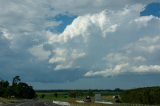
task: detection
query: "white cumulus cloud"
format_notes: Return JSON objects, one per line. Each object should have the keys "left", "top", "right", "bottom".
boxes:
{"left": 46, "top": 4, "right": 160, "bottom": 78}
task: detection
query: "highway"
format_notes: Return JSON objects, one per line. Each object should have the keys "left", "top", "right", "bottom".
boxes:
{"left": 2, "top": 101, "right": 61, "bottom": 106}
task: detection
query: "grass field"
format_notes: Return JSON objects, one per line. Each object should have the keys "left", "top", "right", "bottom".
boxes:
{"left": 37, "top": 92, "right": 70, "bottom": 102}
{"left": 36, "top": 91, "right": 116, "bottom": 106}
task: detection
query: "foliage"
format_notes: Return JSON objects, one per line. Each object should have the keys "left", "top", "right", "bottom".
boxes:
{"left": 0, "top": 76, "right": 36, "bottom": 99}
{"left": 12, "top": 76, "right": 20, "bottom": 85}
{"left": 87, "top": 90, "right": 94, "bottom": 96}
{"left": 120, "top": 86, "right": 160, "bottom": 105}
{"left": 54, "top": 92, "right": 58, "bottom": 98}
{"left": 0, "top": 80, "right": 9, "bottom": 97}
{"left": 69, "top": 91, "right": 77, "bottom": 98}
{"left": 40, "top": 94, "right": 46, "bottom": 98}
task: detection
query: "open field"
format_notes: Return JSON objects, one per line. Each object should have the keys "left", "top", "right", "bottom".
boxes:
{"left": 36, "top": 88, "right": 160, "bottom": 106}
{"left": 37, "top": 92, "right": 70, "bottom": 102}
{"left": 36, "top": 90, "right": 117, "bottom": 106}
{"left": 36, "top": 90, "right": 116, "bottom": 100}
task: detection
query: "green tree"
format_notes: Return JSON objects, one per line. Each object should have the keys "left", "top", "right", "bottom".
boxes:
{"left": 88, "top": 90, "right": 94, "bottom": 96}
{"left": 12, "top": 76, "right": 21, "bottom": 85}
{"left": 0, "top": 76, "right": 36, "bottom": 99}
{"left": 0, "top": 80, "right": 9, "bottom": 97}
{"left": 69, "top": 91, "right": 77, "bottom": 98}
{"left": 54, "top": 92, "right": 58, "bottom": 98}
{"left": 40, "top": 94, "right": 45, "bottom": 98}
{"left": 120, "top": 87, "right": 160, "bottom": 105}
{"left": 0, "top": 80, "right": 9, "bottom": 88}
{"left": 16, "top": 82, "right": 35, "bottom": 98}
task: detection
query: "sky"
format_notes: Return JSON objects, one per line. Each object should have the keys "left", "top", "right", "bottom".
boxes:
{"left": 0, "top": 0, "right": 160, "bottom": 90}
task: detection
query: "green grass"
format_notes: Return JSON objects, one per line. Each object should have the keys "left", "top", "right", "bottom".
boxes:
{"left": 37, "top": 92, "right": 70, "bottom": 102}
{"left": 36, "top": 91, "right": 115, "bottom": 106}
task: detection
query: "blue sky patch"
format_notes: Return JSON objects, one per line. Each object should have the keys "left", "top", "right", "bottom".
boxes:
{"left": 140, "top": 2, "right": 160, "bottom": 17}
{"left": 47, "top": 14, "right": 77, "bottom": 33}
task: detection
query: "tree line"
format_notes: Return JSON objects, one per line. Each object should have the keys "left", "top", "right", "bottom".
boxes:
{"left": 120, "top": 86, "right": 160, "bottom": 105}
{"left": 0, "top": 76, "right": 36, "bottom": 99}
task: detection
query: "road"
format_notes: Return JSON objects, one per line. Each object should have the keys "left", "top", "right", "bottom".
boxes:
{"left": 2, "top": 101, "right": 61, "bottom": 106}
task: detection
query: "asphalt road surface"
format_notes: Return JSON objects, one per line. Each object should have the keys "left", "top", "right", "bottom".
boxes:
{"left": 2, "top": 101, "right": 61, "bottom": 106}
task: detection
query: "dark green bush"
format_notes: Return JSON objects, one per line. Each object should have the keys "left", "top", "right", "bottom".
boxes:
{"left": 120, "top": 87, "right": 160, "bottom": 105}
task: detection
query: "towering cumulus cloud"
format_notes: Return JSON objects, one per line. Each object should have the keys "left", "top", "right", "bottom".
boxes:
{"left": 46, "top": 4, "right": 160, "bottom": 78}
